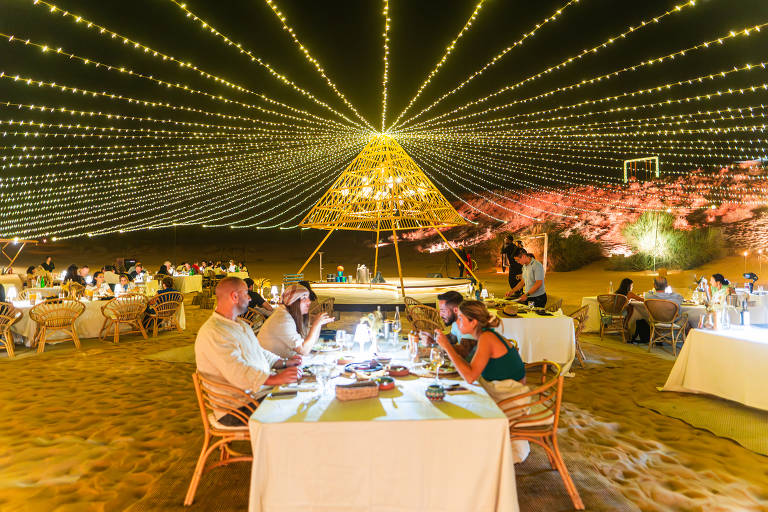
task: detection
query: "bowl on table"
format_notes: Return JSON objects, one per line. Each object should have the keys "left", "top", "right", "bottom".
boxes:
{"left": 388, "top": 364, "right": 410, "bottom": 377}
{"left": 425, "top": 384, "right": 445, "bottom": 401}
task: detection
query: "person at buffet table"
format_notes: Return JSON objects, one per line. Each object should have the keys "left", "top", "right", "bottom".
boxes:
{"left": 709, "top": 274, "right": 731, "bottom": 305}
{"left": 244, "top": 278, "right": 273, "bottom": 316}
{"left": 258, "top": 284, "right": 334, "bottom": 358}
{"left": 195, "top": 277, "right": 302, "bottom": 426}
{"left": 128, "top": 263, "right": 147, "bottom": 282}
{"left": 114, "top": 274, "right": 136, "bottom": 295}
{"left": 87, "top": 271, "right": 114, "bottom": 298}
{"left": 435, "top": 300, "right": 525, "bottom": 385}
{"left": 419, "top": 291, "right": 477, "bottom": 358}
{"left": 508, "top": 248, "right": 547, "bottom": 308}
{"left": 41, "top": 256, "right": 55, "bottom": 273}
{"left": 157, "top": 261, "right": 173, "bottom": 276}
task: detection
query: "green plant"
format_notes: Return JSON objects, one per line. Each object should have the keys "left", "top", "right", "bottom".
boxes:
{"left": 609, "top": 212, "right": 724, "bottom": 270}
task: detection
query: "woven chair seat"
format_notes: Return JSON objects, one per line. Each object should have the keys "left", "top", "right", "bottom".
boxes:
{"left": 100, "top": 294, "right": 149, "bottom": 343}
{"left": 208, "top": 413, "right": 250, "bottom": 433}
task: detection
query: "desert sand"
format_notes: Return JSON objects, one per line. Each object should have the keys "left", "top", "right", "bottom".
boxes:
{"left": 1, "top": 230, "right": 767, "bottom": 511}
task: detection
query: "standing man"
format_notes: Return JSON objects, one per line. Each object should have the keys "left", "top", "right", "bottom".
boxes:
{"left": 509, "top": 248, "right": 547, "bottom": 308}
{"left": 502, "top": 236, "right": 524, "bottom": 298}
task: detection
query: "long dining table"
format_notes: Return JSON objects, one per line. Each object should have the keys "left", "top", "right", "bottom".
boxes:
{"left": 248, "top": 348, "right": 519, "bottom": 512}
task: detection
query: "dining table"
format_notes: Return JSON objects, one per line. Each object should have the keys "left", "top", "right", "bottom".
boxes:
{"left": 247, "top": 348, "right": 519, "bottom": 512}
{"left": 172, "top": 275, "right": 203, "bottom": 293}
{"left": 491, "top": 307, "right": 577, "bottom": 373}
{"left": 663, "top": 326, "right": 768, "bottom": 411}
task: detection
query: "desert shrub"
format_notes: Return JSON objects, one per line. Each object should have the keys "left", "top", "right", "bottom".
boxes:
{"left": 609, "top": 212, "right": 724, "bottom": 270}
{"left": 522, "top": 223, "right": 604, "bottom": 272}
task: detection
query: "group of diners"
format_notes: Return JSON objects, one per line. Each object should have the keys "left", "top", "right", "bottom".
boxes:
{"left": 195, "top": 278, "right": 527, "bottom": 426}
{"left": 157, "top": 259, "right": 247, "bottom": 276}
{"left": 612, "top": 272, "right": 736, "bottom": 343}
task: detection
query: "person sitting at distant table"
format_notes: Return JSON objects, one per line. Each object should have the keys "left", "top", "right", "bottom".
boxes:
{"left": 227, "top": 260, "right": 237, "bottom": 273}
{"left": 129, "top": 263, "right": 147, "bottom": 282}
{"left": 616, "top": 278, "right": 644, "bottom": 302}
{"left": 87, "top": 271, "right": 114, "bottom": 299}
{"left": 237, "top": 262, "right": 247, "bottom": 273}
{"left": 435, "top": 300, "right": 525, "bottom": 385}
{"left": 114, "top": 274, "right": 136, "bottom": 295}
{"left": 644, "top": 277, "right": 683, "bottom": 306}
{"left": 258, "top": 284, "right": 334, "bottom": 358}
{"left": 143, "top": 277, "right": 178, "bottom": 328}
{"left": 182, "top": 262, "right": 196, "bottom": 275}
{"left": 244, "top": 278, "right": 273, "bottom": 316}
{"left": 195, "top": 277, "right": 302, "bottom": 426}
{"left": 508, "top": 248, "right": 547, "bottom": 308}
{"left": 157, "top": 261, "right": 173, "bottom": 276}
{"left": 709, "top": 273, "right": 731, "bottom": 305}
{"left": 418, "top": 290, "right": 477, "bottom": 359}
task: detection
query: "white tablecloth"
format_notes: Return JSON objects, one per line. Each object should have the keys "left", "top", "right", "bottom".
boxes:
{"left": 248, "top": 353, "right": 519, "bottom": 512}
{"left": 172, "top": 275, "right": 202, "bottom": 293}
{"left": 11, "top": 299, "right": 186, "bottom": 344}
{"left": 227, "top": 271, "right": 249, "bottom": 279}
{"left": 494, "top": 311, "right": 576, "bottom": 373}
{"left": 0, "top": 273, "right": 24, "bottom": 291}
{"left": 663, "top": 327, "right": 768, "bottom": 411}
{"left": 25, "top": 286, "right": 62, "bottom": 298}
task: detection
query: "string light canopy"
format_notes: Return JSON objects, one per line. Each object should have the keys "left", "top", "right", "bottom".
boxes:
{"left": 297, "top": 133, "right": 477, "bottom": 295}
{"left": 0, "top": 0, "right": 765, "bottom": 242}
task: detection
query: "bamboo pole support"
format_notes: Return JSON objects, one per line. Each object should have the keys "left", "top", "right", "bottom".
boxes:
{"left": 430, "top": 223, "right": 482, "bottom": 285}
{"left": 297, "top": 227, "right": 337, "bottom": 275}
{"left": 391, "top": 223, "right": 406, "bottom": 298}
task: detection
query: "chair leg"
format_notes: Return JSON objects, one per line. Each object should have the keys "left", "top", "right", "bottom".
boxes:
{"left": 71, "top": 328, "right": 81, "bottom": 350}
{"left": 184, "top": 434, "right": 213, "bottom": 506}
{"left": 550, "top": 435, "right": 585, "bottom": 510}
{"left": 137, "top": 319, "right": 148, "bottom": 339}
{"left": 573, "top": 339, "right": 585, "bottom": 368}
{"left": 648, "top": 325, "right": 655, "bottom": 352}
{"left": 599, "top": 320, "right": 604, "bottom": 341}
{"left": 113, "top": 322, "right": 120, "bottom": 344}
{"left": 36, "top": 328, "right": 47, "bottom": 354}
{"left": 152, "top": 318, "right": 158, "bottom": 337}
{"left": 2, "top": 331, "right": 14, "bottom": 359}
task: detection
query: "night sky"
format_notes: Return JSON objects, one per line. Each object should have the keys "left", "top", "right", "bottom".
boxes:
{"left": 1, "top": 0, "right": 767, "bottom": 238}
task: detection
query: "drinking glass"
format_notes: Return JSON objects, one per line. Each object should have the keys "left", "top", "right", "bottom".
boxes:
{"left": 528, "top": 301, "right": 535, "bottom": 309}
{"left": 343, "top": 333, "right": 354, "bottom": 354}
{"left": 430, "top": 348, "right": 445, "bottom": 385}
{"left": 335, "top": 330, "right": 346, "bottom": 347}
{"left": 392, "top": 317, "right": 402, "bottom": 342}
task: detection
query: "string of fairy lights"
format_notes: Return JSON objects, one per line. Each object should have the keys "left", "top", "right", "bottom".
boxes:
{"left": 0, "top": 0, "right": 767, "bottom": 239}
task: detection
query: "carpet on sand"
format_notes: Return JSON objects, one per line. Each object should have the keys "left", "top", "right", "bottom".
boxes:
{"left": 638, "top": 393, "right": 768, "bottom": 456}
{"left": 145, "top": 345, "right": 195, "bottom": 364}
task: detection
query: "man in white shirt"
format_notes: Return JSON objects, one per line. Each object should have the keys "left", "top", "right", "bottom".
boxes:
{"left": 509, "top": 249, "right": 547, "bottom": 308}
{"left": 195, "top": 277, "right": 302, "bottom": 425}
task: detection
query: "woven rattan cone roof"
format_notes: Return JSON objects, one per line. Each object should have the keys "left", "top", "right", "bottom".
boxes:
{"left": 299, "top": 135, "right": 466, "bottom": 231}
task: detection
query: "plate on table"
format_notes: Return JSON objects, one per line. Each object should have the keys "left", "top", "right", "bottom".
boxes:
{"left": 345, "top": 360, "right": 384, "bottom": 373}
{"left": 312, "top": 342, "right": 340, "bottom": 352}
{"left": 410, "top": 363, "right": 459, "bottom": 378}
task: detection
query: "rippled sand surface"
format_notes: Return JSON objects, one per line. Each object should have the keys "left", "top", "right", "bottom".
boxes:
{"left": 2, "top": 295, "right": 768, "bottom": 511}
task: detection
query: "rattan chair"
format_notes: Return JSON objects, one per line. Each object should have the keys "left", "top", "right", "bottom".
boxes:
{"left": 146, "top": 291, "right": 184, "bottom": 337}
{"left": 238, "top": 307, "right": 266, "bottom": 334}
{"left": 545, "top": 295, "right": 563, "bottom": 313}
{"left": 0, "top": 302, "right": 21, "bottom": 359}
{"left": 568, "top": 305, "right": 590, "bottom": 368}
{"left": 498, "top": 361, "right": 584, "bottom": 510}
{"left": 29, "top": 298, "right": 85, "bottom": 353}
{"left": 100, "top": 294, "right": 149, "bottom": 344}
{"left": 185, "top": 371, "right": 256, "bottom": 506}
{"left": 409, "top": 304, "right": 444, "bottom": 333}
{"left": 645, "top": 299, "right": 688, "bottom": 356}
{"left": 319, "top": 297, "right": 335, "bottom": 318}
{"left": 597, "top": 294, "right": 628, "bottom": 343}
{"left": 403, "top": 296, "right": 423, "bottom": 322}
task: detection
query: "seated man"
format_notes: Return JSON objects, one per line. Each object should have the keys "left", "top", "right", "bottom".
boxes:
{"left": 244, "top": 278, "right": 274, "bottom": 316}
{"left": 644, "top": 277, "right": 683, "bottom": 307}
{"left": 644, "top": 277, "right": 685, "bottom": 325}
{"left": 128, "top": 263, "right": 147, "bottom": 282}
{"left": 195, "top": 277, "right": 302, "bottom": 426}
{"left": 418, "top": 291, "right": 477, "bottom": 359}
{"left": 508, "top": 248, "right": 547, "bottom": 308}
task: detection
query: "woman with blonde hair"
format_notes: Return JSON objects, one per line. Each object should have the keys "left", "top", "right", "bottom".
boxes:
{"left": 435, "top": 300, "right": 525, "bottom": 384}
{"left": 258, "top": 284, "right": 334, "bottom": 357}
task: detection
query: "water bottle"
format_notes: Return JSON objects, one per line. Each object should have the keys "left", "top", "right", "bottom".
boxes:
{"left": 609, "top": 281, "right": 613, "bottom": 293}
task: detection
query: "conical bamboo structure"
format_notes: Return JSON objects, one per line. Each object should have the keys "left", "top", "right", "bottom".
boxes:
{"left": 297, "top": 134, "right": 478, "bottom": 296}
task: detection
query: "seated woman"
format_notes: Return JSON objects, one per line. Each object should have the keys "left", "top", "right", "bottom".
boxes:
{"left": 143, "top": 277, "right": 178, "bottom": 328}
{"left": 616, "top": 277, "right": 644, "bottom": 340}
{"left": 87, "top": 271, "right": 114, "bottom": 299}
{"left": 237, "top": 261, "right": 248, "bottom": 273}
{"left": 258, "top": 284, "right": 334, "bottom": 357}
{"left": 709, "top": 273, "right": 730, "bottom": 305}
{"left": 157, "top": 261, "right": 173, "bottom": 276}
{"left": 25, "top": 266, "right": 37, "bottom": 287}
{"left": 297, "top": 280, "right": 321, "bottom": 319}
{"left": 64, "top": 264, "right": 85, "bottom": 285}
{"left": 435, "top": 300, "right": 525, "bottom": 386}
{"left": 616, "top": 278, "right": 644, "bottom": 301}
{"left": 113, "top": 274, "right": 136, "bottom": 296}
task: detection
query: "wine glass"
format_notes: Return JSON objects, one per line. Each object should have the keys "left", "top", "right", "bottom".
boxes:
{"left": 430, "top": 348, "right": 445, "bottom": 385}
{"left": 392, "top": 317, "right": 402, "bottom": 343}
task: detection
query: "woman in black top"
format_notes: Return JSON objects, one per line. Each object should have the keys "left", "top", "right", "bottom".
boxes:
{"left": 41, "top": 256, "right": 55, "bottom": 273}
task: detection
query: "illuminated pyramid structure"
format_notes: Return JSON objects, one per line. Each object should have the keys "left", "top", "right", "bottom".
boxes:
{"left": 298, "top": 134, "right": 478, "bottom": 295}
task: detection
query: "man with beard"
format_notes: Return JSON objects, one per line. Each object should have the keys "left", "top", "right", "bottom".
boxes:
{"left": 194, "top": 277, "right": 302, "bottom": 426}
{"left": 419, "top": 291, "right": 477, "bottom": 359}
